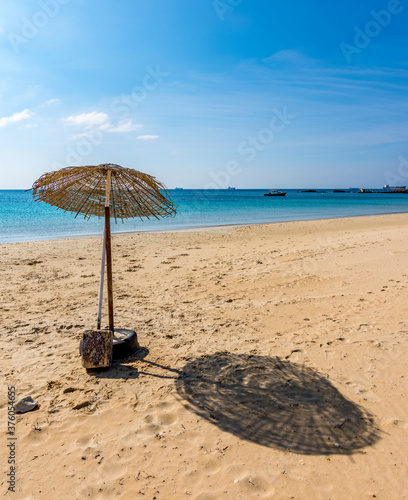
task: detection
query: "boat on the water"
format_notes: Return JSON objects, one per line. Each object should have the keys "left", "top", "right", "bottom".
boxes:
{"left": 264, "top": 190, "right": 287, "bottom": 197}
{"left": 175, "top": 187, "right": 183, "bottom": 190}
{"left": 383, "top": 184, "right": 406, "bottom": 190}
{"left": 228, "top": 187, "right": 236, "bottom": 190}
{"left": 360, "top": 188, "right": 408, "bottom": 194}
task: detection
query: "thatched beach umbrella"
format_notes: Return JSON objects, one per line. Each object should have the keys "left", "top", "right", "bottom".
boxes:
{"left": 31, "top": 164, "right": 176, "bottom": 333}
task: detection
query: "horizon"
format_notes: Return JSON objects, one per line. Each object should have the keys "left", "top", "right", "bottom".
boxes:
{"left": 2, "top": 185, "right": 405, "bottom": 191}
{"left": 1, "top": 0, "right": 407, "bottom": 190}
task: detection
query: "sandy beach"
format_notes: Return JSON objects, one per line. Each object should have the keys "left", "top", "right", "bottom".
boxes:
{"left": 1, "top": 213, "right": 407, "bottom": 499}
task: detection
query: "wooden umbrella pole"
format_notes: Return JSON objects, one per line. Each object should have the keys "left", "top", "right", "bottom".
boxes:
{"left": 96, "top": 230, "right": 106, "bottom": 330}
{"left": 105, "top": 170, "right": 114, "bottom": 332}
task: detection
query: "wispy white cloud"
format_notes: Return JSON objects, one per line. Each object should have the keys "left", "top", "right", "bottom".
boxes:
{"left": 263, "top": 50, "right": 317, "bottom": 68}
{"left": 63, "top": 111, "right": 109, "bottom": 129}
{"left": 99, "top": 122, "right": 112, "bottom": 130}
{"left": 45, "top": 98, "right": 61, "bottom": 105}
{"left": 108, "top": 119, "right": 143, "bottom": 133}
{"left": 0, "top": 108, "right": 33, "bottom": 127}
{"left": 137, "top": 135, "right": 159, "bottom": 141}
{"left": 63, "top": 112, "right": 143, "bottom": 135}
{"left": 68, "top": 132, "right": 95, "bottom": 140}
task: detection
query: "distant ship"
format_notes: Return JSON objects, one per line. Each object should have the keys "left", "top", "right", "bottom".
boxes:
{"left": 264, "top": 190, "right": 287, "bottom": 197}
{"left": 175, "top": 187, "right": 183, "bottom": 190}
{"left": 227, "top": 187, "right": 236, "bottom": 190}
{"left": 383, "top": 184, "right": 406, "bottom": 190}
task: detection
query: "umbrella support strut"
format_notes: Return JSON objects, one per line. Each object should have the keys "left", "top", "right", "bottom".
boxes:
{"left": 96, "top": 230, "right": 106, "bottom": 330}
{"left": 105, "top": 170, "right": 114, "bottom": 332}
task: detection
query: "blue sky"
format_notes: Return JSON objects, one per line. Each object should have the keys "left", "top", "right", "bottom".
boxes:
{"left": 0, "top": 0, "right": 407, "bottom": 188}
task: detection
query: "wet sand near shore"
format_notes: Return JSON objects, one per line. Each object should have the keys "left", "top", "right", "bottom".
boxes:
{"left": 1, "top": 213, "right": 407, "bottom": 499}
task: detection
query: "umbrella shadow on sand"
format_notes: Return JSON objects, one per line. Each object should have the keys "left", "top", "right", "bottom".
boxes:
{"left": 87, "top": 349, "right": 381, "bottom": 455}
{"left": 175, "top": 352, "right": 381, "bottom": 455}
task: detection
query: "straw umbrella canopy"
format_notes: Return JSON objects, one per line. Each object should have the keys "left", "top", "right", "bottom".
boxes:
{"left": 31, "top": 163, "right": 176, "bottom": 332}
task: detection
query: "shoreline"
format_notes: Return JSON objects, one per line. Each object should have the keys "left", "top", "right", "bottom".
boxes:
{"left": 2, "top": 209, "right": 408, "bottom": 245}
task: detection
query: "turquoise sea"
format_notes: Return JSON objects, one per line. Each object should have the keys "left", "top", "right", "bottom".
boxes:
{"left": 1, "top": 189, "right": 408, "bottom": 244}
